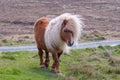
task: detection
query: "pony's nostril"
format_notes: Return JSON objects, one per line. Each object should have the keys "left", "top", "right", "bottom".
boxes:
{"left": 67, "top": 41, "right": 74, "bottom": 47}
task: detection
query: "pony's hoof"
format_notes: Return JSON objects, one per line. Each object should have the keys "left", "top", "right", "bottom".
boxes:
{"left": 45, "top": 64, "right": 49, "bottom": 68}
{"left": 40, "top": 65, "right": 46, "bottom": 68}
{"left": 57, "top": 72, "right": 63, "bottom": 76}
{"left": 51, "top": 68, "right": 56, "bottom": 73}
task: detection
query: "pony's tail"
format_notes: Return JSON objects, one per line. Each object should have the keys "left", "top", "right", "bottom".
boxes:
{"left": 34, "top": 17, "right": 49, "bottom": 30}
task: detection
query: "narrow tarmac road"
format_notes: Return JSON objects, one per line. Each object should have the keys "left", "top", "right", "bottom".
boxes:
{"left": 0, "top": 40, "right": 120, "bottom": 52}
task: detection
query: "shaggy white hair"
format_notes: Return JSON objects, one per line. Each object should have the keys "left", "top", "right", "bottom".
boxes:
{"left": 45, "top": 13, "right": 83, "bottom": 53}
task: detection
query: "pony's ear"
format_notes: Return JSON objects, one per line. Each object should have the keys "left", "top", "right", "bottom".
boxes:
{"left": 62, "top": 19, "right": 68, "bottom": 26}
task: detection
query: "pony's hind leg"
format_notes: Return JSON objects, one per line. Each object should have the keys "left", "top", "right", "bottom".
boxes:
{"left": 45, "top": 50, "right": 50, "bottom": 68}
{"left": 58, "top": 51, "right": 63, "bottom": 58}
{"left": 58, "top": 51, "right": 63, "bottom": 62}
{"left": 38, "top": 49, "right": 45, "bottom": 68}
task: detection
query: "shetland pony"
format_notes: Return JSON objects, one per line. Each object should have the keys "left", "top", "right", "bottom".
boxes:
{"left": 34, "top": 17, "right": 50, "bottom": 68}
{"left": 45, "top": 13, "right": 83, "bottom": 75}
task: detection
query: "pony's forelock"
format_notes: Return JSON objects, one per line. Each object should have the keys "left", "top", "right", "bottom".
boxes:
{"left": 61, "top": 13, "right": 83, "bottom": 43}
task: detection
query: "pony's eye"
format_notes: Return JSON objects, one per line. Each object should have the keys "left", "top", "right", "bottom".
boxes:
{"left": 64, "top": 29, "right": 73, "bottom": 36}
{"left": 64, "top": 30, "right": 73, "bottom": 34}
{"left": 64, "top": 29, "right": 69, "bottom": 32}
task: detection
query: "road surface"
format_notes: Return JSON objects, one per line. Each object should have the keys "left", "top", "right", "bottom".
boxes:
{"left": 0, "top": 40, "right": 120, "bottom": 52}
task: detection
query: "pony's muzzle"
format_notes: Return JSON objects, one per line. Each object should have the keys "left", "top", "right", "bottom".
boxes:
{"left": 67, "top": 41, "right": 74, "bottom": 47}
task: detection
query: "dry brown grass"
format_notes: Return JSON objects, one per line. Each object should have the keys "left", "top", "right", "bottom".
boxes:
{"left": 0, "top": 34, "right": 35, "bottom": 46}
{"left": 0, "top": 40, "right": 3, "bottom": 46}
{"left": 109, "top": 56, "right": 120, "bottom": 64}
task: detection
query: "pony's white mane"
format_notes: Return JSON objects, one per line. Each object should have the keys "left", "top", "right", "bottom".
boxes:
{"left": 45, "top": 13, "right": 83, "bottom": 53}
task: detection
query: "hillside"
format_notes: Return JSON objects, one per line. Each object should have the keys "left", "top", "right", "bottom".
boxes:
{"left": 0, "top": 0, "right": 120, "bottom": 39}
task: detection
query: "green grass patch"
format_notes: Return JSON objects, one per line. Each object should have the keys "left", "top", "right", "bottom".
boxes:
{"left": 0, "top": 45, "right": 120, "bottom": 80}
{"left": 0, "top": 39, "right": 35, "bottom": 46}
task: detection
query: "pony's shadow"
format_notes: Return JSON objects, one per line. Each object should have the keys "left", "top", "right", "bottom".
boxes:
{"left": 31, "top": 67, "right": 58, "bottom": 77}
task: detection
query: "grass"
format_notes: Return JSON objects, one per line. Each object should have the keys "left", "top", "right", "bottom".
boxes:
{"left": 80, "top": 31, "right": 106, "bottom": 42}
{"left": 0, "top": 39, "right": 35, "bottom": 46}
{"left": 0, "top": 45, "right": 120, "bottom": 80}
{"left": 0, "top": 31, "right": 106, "bottom": 46}
{"left": 0, "top": 35, "right": 35, "bottom": 46}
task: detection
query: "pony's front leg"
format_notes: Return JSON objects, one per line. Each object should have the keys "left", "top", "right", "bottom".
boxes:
{"left": 51, "top": 52, "right": 61, "bottom": 74}
{"left": 38, "top": 49, "right": 45, "bottom": 68}
{"left": 58, "top": 51, "right": 63, "bottom": 62}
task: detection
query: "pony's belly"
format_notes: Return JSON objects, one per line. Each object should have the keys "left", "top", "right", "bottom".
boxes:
{"left": 37, "top": 42, "right": 47, "bottom": 50}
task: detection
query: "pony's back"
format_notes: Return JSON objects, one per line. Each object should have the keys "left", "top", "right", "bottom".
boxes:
{"left": 34, "top": 17, "right": 49, "bottom": 50}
